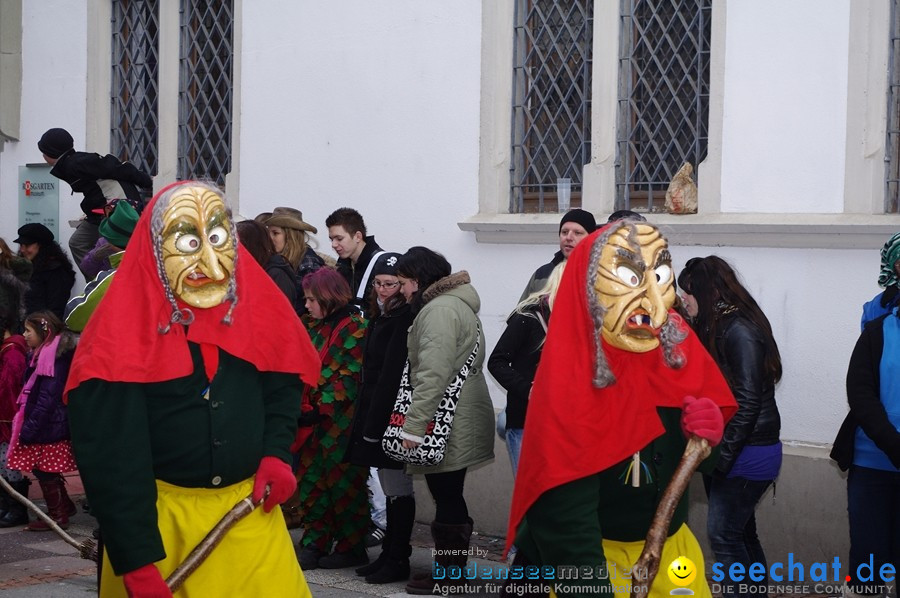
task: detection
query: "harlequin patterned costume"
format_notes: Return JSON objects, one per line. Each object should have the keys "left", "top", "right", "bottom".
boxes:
{"left": 295, "top": 306, "right": 370, "bottom": 556}
{"left": 505, "top": 221, "right": 737, "bottom": 598}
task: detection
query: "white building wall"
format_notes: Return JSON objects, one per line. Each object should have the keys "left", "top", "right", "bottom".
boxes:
{"left": 0, "top": 0, "right": 89, "bottom": 264}
{"left": 0, "top": 1, "right": 884, "bottom": 453}
{"left": 721, "top": 0, "right": 851, "bottom": 213}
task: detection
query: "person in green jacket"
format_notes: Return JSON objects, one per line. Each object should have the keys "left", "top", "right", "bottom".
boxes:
{"left": 395, "top": 246, "right": 495, "bottom": 595}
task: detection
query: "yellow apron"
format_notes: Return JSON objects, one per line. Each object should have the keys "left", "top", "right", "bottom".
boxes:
{"left": 551, "top": 524, "right": 710, "bottom": 598}
{"left": 100, "top": 478, "right": 310, "bottom": 598}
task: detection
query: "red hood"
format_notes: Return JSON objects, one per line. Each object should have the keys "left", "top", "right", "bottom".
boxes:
{"left": 505, "top": 226, "right": 737, "bottom": 554}
{"left": 64, "top": 181, "right": 321, "bottom": 402}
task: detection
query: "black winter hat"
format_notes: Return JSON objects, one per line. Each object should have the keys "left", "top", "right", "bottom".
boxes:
{"left": 38, "top": 128, "right": 74, "bottom": 159}
{"left": 371, "top": 252, "right": 402, "bottom": 278}
{"left": 14, "top": 223, "right": 54, "bottom": 246}
{"left": 558, "top": 208, "right": 597, "bottom": 234}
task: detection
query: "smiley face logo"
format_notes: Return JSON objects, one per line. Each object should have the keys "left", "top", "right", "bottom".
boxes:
{"left": 667, "top": 556, "right": 697, "bottom": 587}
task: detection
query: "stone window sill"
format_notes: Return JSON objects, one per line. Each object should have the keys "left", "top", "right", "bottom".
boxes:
{"left": 457, "top": 213, "right": 900, "bottom": 249}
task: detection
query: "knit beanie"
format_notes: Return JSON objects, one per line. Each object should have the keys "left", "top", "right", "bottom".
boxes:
{"left": 371, "top": 252, "right": 401, "bottom": 278}
{"left": 558, "top": 208, "right": 597, "bottom": 234}
{"left": 38, "top": 128, "right": 74, "bottom": 159}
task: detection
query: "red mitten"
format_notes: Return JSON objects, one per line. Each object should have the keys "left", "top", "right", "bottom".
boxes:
{"left": 253, "top": 456, "right": 297, "bottom": 512}
{"left": 122, "top": 564, "right": 172, "bottom": 598}
{"left": 680, "top": 395, "right": 725, "bottom": 446}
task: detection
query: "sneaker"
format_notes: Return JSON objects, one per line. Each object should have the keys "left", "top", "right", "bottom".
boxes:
{"left": 365, "top": 527, "right": 386, "bottom": 547}
{"left": 318, "top": 550, "right": 369, "bottom": 569}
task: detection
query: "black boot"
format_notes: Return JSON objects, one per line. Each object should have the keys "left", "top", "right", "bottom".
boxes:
{"left": 405, "top": 517, "right": 473, "bottom": 595}
{"left": 0, "top": 478, "right": 31, "bottom": 528}
{"left": 357, "top": 499, "right": 394, "bottom": 576}
{"left": 366, "top": 495, "right": 415, "bottom": 584}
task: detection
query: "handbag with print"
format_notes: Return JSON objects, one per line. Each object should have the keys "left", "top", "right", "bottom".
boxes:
{"left": 382, "top": 325, "right": 480, "bottom": 466}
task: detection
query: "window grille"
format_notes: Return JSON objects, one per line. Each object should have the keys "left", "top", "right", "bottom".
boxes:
{"left": 178, "top": 0, "right": 234, "bottom": 188}
{"left": 616, "top": 0, "right": 710, "bottom": 212}
{"left": 111, "top": 0, "right": 159, "bottom": 177}
{"left": 510, "top": 0, "right": 593, "bottom": 214}
{"left": 886, "top": 0, "right": 900, "bottom": 213}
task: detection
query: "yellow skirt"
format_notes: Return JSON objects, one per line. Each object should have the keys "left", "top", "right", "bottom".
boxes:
{"left": 551, "top": 524, "right": 710, "bottom": 598}
{"left": 100, "top": 478, "right": 310, "bottom": 598}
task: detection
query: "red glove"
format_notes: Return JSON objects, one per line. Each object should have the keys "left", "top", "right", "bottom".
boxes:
{"left": 253, "top": 456, "right": 297, "bottom": 512}
{"left": 122, "top": 564, "right": 172, "bottom": 598}
{"left": 680, "top": 395, "right": 725, "bottom": 446}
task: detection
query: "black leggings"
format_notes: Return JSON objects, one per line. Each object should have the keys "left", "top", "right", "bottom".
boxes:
{"left": 424, "top": 468, "right": 468, "bottom": 524}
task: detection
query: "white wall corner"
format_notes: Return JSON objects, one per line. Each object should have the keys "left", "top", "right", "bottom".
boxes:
{"left": 86, "top": 0, "right": 111, "bottom": 153}
{"left": 843, "top": 0, "right": 891, "bottom": 214}
{"left": 582, "top": 0, "right": 619, "bottom": 217}
{"left": 477, "top": 0, "right": 514, "bottom": 216}
{"left": 226, "top": 0, "right": 242, "bottom": 209}
{"left": 697, "top": 0, "right": 726, "bottom": 215}
{"left": 156, "top": 1, "right": 180, "bottom": 189}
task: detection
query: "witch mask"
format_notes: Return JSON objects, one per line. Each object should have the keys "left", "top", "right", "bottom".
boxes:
{"left": 590, "top": 221, "right": 676, "bottom": 353}
{"left": 157, "top": 184, "right": 236, "bottom": 309}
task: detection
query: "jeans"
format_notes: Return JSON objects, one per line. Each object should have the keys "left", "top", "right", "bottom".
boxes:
{"left": 506, "top": 428, "right": 524, "bottom": 477}
{"left": 705, "top": 474, "right": 773, "bottom": 598}
{"left": 847, "top": 465, "right": 900, "bottom": 596}
{"left": 367, "top": 468, "right": 387, "bottom": 530}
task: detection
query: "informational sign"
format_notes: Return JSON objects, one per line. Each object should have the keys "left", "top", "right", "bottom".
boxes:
{"left": 18, "top": 164, "right": 60, "bottom": 239}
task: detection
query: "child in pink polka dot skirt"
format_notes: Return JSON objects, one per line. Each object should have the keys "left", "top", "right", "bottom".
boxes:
{"left": 4, "top": 311, "right": 78, "bottom": 530}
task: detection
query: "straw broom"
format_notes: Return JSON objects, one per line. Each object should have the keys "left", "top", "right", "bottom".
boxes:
{"left": 0, "top": 475, "right": 98, "bottom": 562}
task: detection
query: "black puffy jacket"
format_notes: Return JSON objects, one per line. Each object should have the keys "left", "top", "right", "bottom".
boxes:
{"left": 51, "top": 150, "right": 152, "bottom": 224}
{"left": 712, "top": 313, "right": 781, "bottom": 475}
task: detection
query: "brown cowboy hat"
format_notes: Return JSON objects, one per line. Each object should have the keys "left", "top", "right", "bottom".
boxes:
{"left": 265, "top": 206, "right": 317, "bottom": 234}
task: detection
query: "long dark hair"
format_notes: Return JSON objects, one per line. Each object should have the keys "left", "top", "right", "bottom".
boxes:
{"left": 31, "top": 240, "right": 75, "bottom": 277}
{"left": 236, "top": 220, "right": 274, "bottom": 267}
{"left": 395, "top": 246, "right": 451, "bottom": 313}
{"left": 678, "top": 256, "right": 782, "bottom": 383}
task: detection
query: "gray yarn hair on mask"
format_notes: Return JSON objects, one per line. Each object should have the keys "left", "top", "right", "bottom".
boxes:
{"left": 585, "top": 220, "right": 686, "bottom": 388}
{"left": 149, "top": 181, "right": 239, "bottom": 333}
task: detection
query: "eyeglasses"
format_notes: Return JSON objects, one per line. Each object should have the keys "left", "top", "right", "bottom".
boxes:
{"left": 372, "top": 281, "right": 400, "bottom": 289}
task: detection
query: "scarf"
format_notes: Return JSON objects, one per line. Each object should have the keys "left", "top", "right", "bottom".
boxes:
{"left": 505, "top": 227, "right": 737, "bottom": 554}
{"left": 878, "top": 231, "right": 900, "bottom": 288}
{"left": 64, "top": 182, "right": 321, "bottom": 401}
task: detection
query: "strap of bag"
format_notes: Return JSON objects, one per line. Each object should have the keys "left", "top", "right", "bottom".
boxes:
{"left": 355, "top": 251, "right": 387, "bottom": 300}
{"left": 534, "top": 311, "right": 548, "bottom": 334}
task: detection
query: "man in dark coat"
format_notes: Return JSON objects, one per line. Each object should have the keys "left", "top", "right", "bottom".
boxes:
{"left": 326, "top": 207, "right": 385, "bottom": 309}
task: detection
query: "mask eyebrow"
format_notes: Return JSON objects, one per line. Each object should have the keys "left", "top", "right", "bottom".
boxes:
{"left": 164, "top": 219, "right": 199, "bottom": 238}
{"left": 207, "top": 209, "right": 227, "bottom": 229}
{"left": 655, "top": 249, "right": 672, "bottom": 268}
{"left": 615, "top": 247, "right": 645, "bottom": 271}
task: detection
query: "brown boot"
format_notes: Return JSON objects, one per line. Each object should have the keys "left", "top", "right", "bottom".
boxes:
{"left": 405, "top": 518, "right": 473, "bottom": 595}
{"left": 26, "top": 476, "right": 77, "bottom": 531}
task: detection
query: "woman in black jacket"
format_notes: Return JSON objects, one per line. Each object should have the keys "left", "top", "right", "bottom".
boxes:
{"left": 488, "top": 262, "right": 565, "bottom": 475}
{"left": 678, "top": 256, "right": 782, "bottom": 598}
{"left": 14, "top": 224, "right": 75, "bottom": 320}
{"left": 345, "top": 252, "right": 416, "bottom": 584}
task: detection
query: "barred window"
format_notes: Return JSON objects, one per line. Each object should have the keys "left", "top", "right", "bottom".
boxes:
{"left": 510, "top": 0, "right": 593, "bottom": 214}
{"left": 111, "top": 0, "right": 160, "bottom": 176}
{"left": 886, "top": 0, "right": 900, "bottom": 213}
{"left": 178, "top": 0, "right": 234, "bottom": 187}
{"left": 616, "top": 0, "right": 711, "bottom": 212}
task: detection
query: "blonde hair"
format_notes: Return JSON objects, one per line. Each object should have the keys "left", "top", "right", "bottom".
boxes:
{"left": 278, "top": 226, "right": 310, "bottom": 271}
{"left": 514, "top": 261, "right": 566, "bottom": 317}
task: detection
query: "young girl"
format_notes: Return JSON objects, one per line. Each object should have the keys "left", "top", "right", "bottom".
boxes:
{"left": 0, "top": 308, "right": 29, "bottom": 527}
{"left": 294, "top": 267, "right": 370, "bottom": 570}
{"left": 4, "top": 311, "right": 78, "bottom": 530}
